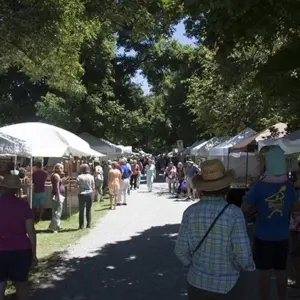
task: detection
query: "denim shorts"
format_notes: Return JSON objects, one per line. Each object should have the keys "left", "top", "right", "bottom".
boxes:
{"left": 0, "top": 249, "right": 32, "bottom": 282}
{"left": 32, "top": 192, "right": 46, "bottom": 207}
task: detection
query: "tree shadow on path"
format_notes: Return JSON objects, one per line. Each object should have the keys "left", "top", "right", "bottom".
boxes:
{"left": 30, "top": 224, "right": 187, "bottom": 300}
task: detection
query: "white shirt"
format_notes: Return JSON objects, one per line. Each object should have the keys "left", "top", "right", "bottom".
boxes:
{"left": 77, "top": 173, "right": 95, "bottom": 194}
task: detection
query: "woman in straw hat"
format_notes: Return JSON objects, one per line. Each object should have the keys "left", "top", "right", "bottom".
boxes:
{"left": 77, "top": 164, "right": 95, "bottom": 229}
{"left": 0, "top": 175, "right": 37, "bottom": 300}
{"left": 175, "top": 159, "right": 255, "bottom": 300}
{"left": 108, "top": 162, "right": 122, "bottom": 209}
{"left": 48, "top": 163, "right": 65, "bottom": 232}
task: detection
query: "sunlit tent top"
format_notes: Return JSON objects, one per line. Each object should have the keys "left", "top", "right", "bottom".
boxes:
{"left": 192, "top": 136, "right": 231, "bottom": 157}
{"left": 231, "top": 123, "right": 287, "bottom": 152}
{"left": 209, "top": 128, "right": 257, "bottom": 156}
{"left": 117, "top": 145, "right": 132, "bottom": 154}
{"left": 185, "top": 140, "right": 206, "bottom": 156}
{"left": 79, "top": 132, "right": 123, "bottom": 155}
{"left": 0, "top": 123, "right": 104, "bottom": 157}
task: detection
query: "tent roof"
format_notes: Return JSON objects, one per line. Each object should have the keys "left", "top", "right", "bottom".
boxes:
{"left": 231, "top": 123, "right": 287, "bottom": 151}
{"left": 79, "top": 132, "right": 123, "bottom": 154}
{"left": 210, "top": 128, "right": 257, "bottom": 156}
{"left": 0, "top": 123, "right": 104, "bottom": 157}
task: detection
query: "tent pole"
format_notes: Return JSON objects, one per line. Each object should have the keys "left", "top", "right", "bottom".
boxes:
{"left": 227, "top": 148, "right": 230, "bottom": 170}
{"left": 29, "top": 157, "right": 33, "bottom": 208}
{"left": 245, "top": 150, "right": 249, "bottom": 187}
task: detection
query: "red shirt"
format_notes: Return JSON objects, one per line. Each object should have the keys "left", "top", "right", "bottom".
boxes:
{"left": 32, "top": 169, "right": 48, "bottom": 193}
{"left": 0, "top": 194, "right": 33, "bottom": 251}
{"left": 132, "top": 164, "right": 140, "bottom": 175}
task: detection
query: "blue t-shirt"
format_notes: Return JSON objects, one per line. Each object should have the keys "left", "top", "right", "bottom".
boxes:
{"left": 187, "top": 165, "right": 199, "bottom": 178}
{"left": 120, "top": 165, "right": 131, "bottom": 179}
{"left": 243, "top": 181, "right": 297, "bottom": 241}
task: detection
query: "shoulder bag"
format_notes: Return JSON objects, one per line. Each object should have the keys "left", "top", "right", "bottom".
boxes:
{"left": 192, "top": 203, "right": 231, "bottom": 255}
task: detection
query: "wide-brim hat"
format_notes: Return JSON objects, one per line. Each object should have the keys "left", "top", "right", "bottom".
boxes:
{"left": 192, "top": 159, "right": 236, "bottom": 191}
{"left": 0, "top": 175, "right": 21, "bottom": 189}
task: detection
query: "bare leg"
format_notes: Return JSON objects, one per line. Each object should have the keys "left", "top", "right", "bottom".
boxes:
{"left": 38, "top": 205, "right": 44, "bottom": 222}
{"left": 113, "top": 194, "right": 117, "bottom": 209}
{"left": 259, "top": 270, "right": 271, "bottom": 300}
{"left": 109, "top": 194, "right": 113, "bottom": 209}
{"left": 274, "top": 270, "right": 287, "bottom": 300}
{"left": 14, "top": 281, "right": 29, "bottom": 300}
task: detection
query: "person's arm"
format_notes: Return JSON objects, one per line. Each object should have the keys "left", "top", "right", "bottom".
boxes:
{"left": 24, "top": 203, "right": 38, "bottom": 264}
{"left": 91, "top": 176, "right": 95, "bottom": 191}
{"left": 53, "top": 174, "right": 60, "bottom": 200}
{"left": 241, "top": 184, "right": 258, "bottom": 214}
{"left": 230, "top": 209, "right": 255, "bottom": 271}
{"left": 174, "top": 210, "right": 191, "bottom": 266}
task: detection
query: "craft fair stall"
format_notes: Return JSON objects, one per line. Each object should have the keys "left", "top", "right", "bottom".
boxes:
{"left": 79, "top": 132, "right": 124, "bottom": 159}
{"left": 0, "top": 122, "right": 104, "bottom": 216}
{"left": 225, "top": 123, "right": 289, "bottom": 207}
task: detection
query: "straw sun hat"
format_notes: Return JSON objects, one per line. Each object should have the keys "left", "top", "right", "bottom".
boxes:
{"left": 0, "top": 175, "right": 21, "bottom": 189}
{"left": 192, "top": 159, "right": 236, "bottom": 191}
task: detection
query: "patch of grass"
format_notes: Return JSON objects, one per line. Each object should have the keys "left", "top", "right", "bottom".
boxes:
{"left": 5, "top": 195, "right": 110, "bottom": 296}
{"left": 35, "top": 197, "right": 110, "bottom": 258}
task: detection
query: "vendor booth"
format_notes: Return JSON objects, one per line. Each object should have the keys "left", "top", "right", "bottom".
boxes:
{"left": 0, "top": 123, "right": 104, "bottom": 216}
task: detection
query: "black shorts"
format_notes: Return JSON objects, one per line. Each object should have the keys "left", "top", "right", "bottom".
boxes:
{"left": 0, "top": 249, "right": 32, "bottom": 282}
{"left": 253, "top": 237, "right": 289, "bottom": 270}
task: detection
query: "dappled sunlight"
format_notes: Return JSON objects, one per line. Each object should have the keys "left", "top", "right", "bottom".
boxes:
{"left": 30, "top": 224, "right": 186, "bottom": 300}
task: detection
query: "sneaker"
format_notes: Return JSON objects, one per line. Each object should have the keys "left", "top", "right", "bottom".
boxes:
{"left": 87, "top": 224, "right": 91, "bottom": 229}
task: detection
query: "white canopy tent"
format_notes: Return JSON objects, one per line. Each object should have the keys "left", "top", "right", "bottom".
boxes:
{"left": 79, "top": 132, "right": 124, "bottom": 157}
{"left": 191, "top": 137, "right": 230, "bottom": 157}
{"left": 209, "top": 128, "right": 257, "bottom": 156}
{"left": 117, "top": 145, "right": 132, "bottom": 154}
{"left": 0, "top": 123, "right": 104, "bottom": 158}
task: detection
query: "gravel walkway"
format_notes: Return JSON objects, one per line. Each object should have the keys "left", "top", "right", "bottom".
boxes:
{"left": 30, "top": 183, "right": 190, "bottom": 300}
{"left": 30, "top": 183, "right": 291, "bottom": 300}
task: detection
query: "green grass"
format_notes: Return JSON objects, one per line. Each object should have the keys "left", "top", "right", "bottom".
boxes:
{"left": 5, "top": 195, "right": 110, "bottom": 296}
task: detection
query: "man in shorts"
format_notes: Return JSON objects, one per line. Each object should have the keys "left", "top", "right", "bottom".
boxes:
{"left": 32, "top": 161, "right": 48, "bottom": 222}
{"left": 242, "top": 146, "right": 300, "bottom": 300}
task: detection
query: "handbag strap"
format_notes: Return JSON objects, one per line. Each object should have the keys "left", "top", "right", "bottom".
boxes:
{"left": 192, "top": 203, "right": 231, "bottom": 255}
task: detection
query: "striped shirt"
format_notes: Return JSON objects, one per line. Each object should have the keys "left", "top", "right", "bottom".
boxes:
{"left": 175, "top": 197, "right": 255, "bottom": 294}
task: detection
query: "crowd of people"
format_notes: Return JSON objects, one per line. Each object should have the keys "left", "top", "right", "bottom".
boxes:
{"left": 164, "top": 160, "right": 201, "bottom": 200}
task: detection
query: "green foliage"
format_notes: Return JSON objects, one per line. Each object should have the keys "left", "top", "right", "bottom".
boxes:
{"left": 1, "top": 0, "right": 300, "bottom": 155}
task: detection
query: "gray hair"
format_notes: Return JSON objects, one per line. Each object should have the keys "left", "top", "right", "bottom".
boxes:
{"left": 79, "top": 163, "right": 90, "bottom": 174}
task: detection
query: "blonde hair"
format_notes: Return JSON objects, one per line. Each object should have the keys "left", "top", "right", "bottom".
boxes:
{"left": 53, "top": 163, "right": 64, "bottom": 172}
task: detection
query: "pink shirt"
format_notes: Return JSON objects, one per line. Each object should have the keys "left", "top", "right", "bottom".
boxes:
{"left": 32, "top": 170, "right": 48, "bottom": 193}
{"left": 0, "top": 194, "right": 33, "bottom": 251}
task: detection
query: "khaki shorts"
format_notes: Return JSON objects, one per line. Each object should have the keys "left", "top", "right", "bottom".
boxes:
{"left": 186, "top": 177, "right": 193, "bottom": 189}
